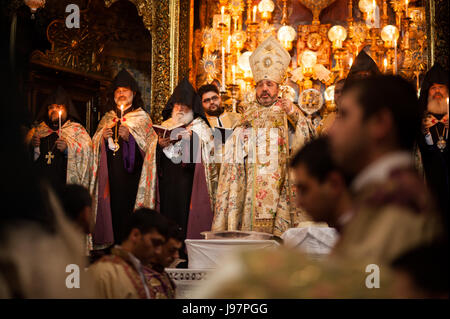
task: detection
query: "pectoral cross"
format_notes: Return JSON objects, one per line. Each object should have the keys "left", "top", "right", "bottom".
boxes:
{"left": 45, "top": 151, "right": 54, "bottom": 165}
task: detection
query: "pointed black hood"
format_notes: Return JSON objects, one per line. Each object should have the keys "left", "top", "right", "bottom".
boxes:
{"left": 106, "top": 68, "right": 145, "bottom": 111}
{"left": 418, "top": 63, "right": 449, "bottom": 110}
{"left": 36, "top": 86, "right": 80, "bottom": 124}
{"left": 162, "top": 77, "right": 208, "bottom": 124}
{"left": 347, "top": 50, "right": 380, "bottom": 81}
{"left": 113, "top": 68, "right": 139, "bottom": 92}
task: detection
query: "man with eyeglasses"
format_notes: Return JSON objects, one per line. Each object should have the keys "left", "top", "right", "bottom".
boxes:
{"left": 198, "top": 84, "right": 241, "bottom": 130}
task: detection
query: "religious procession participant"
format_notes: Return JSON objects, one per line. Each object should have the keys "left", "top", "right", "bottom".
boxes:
{"left": 89, "top": 209, "right": 167, "bottom": 299}
{"left": 26, "top": 86, "right": 92, "bottom": 192}
{"left": 90, "top": 69, "right": 158, "bottom": 249}
{"left": 417, "top": 63, "right": 449, "bottom": 225}
{"left": 157, "top": 77, "right": 218, "bottom": 240}
{"left": 198, "top": 83, "right": 241, "bottom": 129}
{"left": 143, "top": 221, "right": 183, "bottom": 299}
{"left": 212, "top": 36, "right": 315, "bottom": 237}
{"left": 328, "top": 75, "right": 444, "bottom": 265}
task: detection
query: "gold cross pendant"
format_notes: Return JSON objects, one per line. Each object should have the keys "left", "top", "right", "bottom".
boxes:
{"left": 45, "top": 151, "right": 54, "bottom": 165}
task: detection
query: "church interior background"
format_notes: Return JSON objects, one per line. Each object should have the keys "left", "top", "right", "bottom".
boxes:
{"left": 3, "top": 0, "right": 448, "bottom": 135}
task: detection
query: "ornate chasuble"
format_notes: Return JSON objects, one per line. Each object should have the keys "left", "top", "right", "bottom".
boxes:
{"left": 143, "top": 265, "right": 176, "bottom": 299}
{"left": 90, "top": 108, "right": 158, "bottom": 247}
{"left": 26, "top": 121, "right": 93, "bottom": 188}
{"left": 331, "top": 167, "right": 445, "bottom": 265}
{"left": 89, "top": 247, "right": 149, "bottom": 299}
{"left": 212, "top": 101, "right": 314, "bottom": 236}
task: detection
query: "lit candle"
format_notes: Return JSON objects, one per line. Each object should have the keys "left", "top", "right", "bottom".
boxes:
{"left": 227, "top": 35, "right": 231, "bottom": 54}
{"left": 405, "top": 0, "right": 409, "bottom": 18}
{"left": 383, "top": 57, "right": 387, "bottom": 73}
{"left": 232, "top": 65, "right": 236, "bottom": 85}
{"left": 394, "top": 39, "right": 398, "bottom": 74}
{"left": 120, "top": 104, "right": 124, "bottom": 121}
{"left": 221, "top": 46, "right": 226, "bottom": 91}
{"left": 447, "top": 97, "right": 449, "bottom": 139}
{"left": 221, "top": 6, "right": 225, "bottom": 24}
{"left": 252, "top": 5, "right": 257, "bottom": 22}
{"left": 58, "top": 110, "right": 62, "bottom": 137}
{"left": 349, "top": 57, "right": 353, "bottom": 68}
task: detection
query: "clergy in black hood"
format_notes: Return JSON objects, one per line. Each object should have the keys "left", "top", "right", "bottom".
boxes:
{"left": 90, "top": 68, "right": 159, "bottom": 249}
{"left": 345, "top": 50, "right": 380, "bottom": 86}
{"left": 417, "top": 63, "right": 449, "bottom": 222}
{"left": 26, "top": 86, "right": 92, "bottom": 192}
{"left": 157, "top": 77, "right": 218, "bottom": 254}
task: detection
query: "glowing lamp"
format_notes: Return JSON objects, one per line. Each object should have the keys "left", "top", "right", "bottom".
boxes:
{"left": 381, "top": 25, "right": 399, "bottom": 47}
{"left": 358, "top": 0, "right": 375, "bottom": 13}
{"left": 238, "top": 51, "right": 253, "bottom": 78}
{"left": 258, "top": 0, "right": 274, "bottom": 20}
{"left": 277, "top": 25, "right": 297, "bottom": 51}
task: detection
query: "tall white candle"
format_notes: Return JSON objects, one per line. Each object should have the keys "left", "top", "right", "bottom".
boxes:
{"left": 447, "top": 97, "right": 449, "bottom": 139}
{"left": 394, "top": 39, "right": 398, "bottom": 74}
{"left": 221, "top": 6, "right": 225, "bottom": 24}
{"left": 221, "top": 46, "right": 226, "bottom": 91}
{"left": 383, "top": 57, "right": 387, "bottom": 73}
{"left": 58, "top": 110, "right": 62, "bottom": 137}
{"left": 252, "top": 5, "right": 257, "bottom": 22}
{"left": 232, "top": 65, "right": 236, "bottom": 85}
{"left": 120, "top": 105, "right": 124, "bottom": 121}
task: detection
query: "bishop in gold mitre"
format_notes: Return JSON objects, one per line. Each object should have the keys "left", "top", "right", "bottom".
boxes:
{"left": 212, "top": 36, "right": 315, "bottom": 236}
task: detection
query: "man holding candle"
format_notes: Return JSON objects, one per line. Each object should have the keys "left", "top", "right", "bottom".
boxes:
{"left": 26, "top": 86, "right": 92, "bottom": 192}
{"left": 212, "top": 36, "right": 314, "bottom": 236}
{"left": 90, "top": 69, "right": 158, "bottom": 250}
{"left": 417, "top": 63, "right": 449, "bottom": 225}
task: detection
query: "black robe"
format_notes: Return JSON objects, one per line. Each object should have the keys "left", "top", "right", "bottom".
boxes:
{"left": 32, "top": 131, "right": 67, "bottom": 193}
{"left": 157, "top": 133, "right": 199, "bottom": 238}
{"left": 417, "top": 64, "right": 450, "bottom": 222}
{"left": 105, "top": 110, "right": 144, "bottom": 245}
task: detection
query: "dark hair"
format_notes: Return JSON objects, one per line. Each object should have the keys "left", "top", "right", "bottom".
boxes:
{"left": 290, "top": 137, "right": 349, "bottom": 184}
{"left": 122, "top": 208, "right": 168, "bottom": 242}
{"left": 59, "top": 184, "right": 92, "bottom": 222}
{"left": 197, "top": 84, "right": 220, "bottom": 100}
{"left": 342, "top": 75, "right": 423, "bottom": 151}
{"left": 166, "top": 221, "right": 184, "bottom": 242}
{"left": 391, "top": 241, "right": 449, "bottom": 295}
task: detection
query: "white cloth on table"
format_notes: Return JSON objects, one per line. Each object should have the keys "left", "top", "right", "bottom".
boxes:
{"left": 281, "top": 226, "right": 339, "bottom": 255}
{"left": 185, "top": 239, "right": 279, "bottom": 269}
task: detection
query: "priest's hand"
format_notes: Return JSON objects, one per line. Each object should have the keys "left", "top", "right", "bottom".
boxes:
{"left": 103, "top": 128, "right": 113, "bottom": 140}
{"left": 119, "top": 124, "right": 130, "bottom": 142}
{"left": 158, "top": 136, "right": 171, "bottom": 148}
{"left": 279, "top": 98, "right": 295, "bottom": 115}
{"left": 32, "top": 134, "right": 40, "bottom": 147}
{"left": 56, "top": 138, "right": 67, "bottom": 152}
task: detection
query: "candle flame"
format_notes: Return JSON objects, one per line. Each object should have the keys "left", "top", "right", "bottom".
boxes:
{"left": 120, "top": 105, "right": 124, "bottom": 111}
{"left": 58, "top": 110, "right": 62, "bottom": 116}
{"left": 349, "top": 57, "right": 353, "bottom": 67}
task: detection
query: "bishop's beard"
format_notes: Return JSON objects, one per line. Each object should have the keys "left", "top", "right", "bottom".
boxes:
{"left": 427, "top": 94, "right": 448, "bottom": 114}
{"left": 172, "top": 109, "right": 194, "bottom": 125}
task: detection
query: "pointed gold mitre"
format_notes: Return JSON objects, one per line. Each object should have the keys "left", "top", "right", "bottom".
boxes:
{"left": 249, "top": 36, "right": 291, "bottom": 84}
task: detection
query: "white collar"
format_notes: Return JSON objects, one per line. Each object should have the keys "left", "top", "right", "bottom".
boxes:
{"left": 351, "top": 151, "right": 413, "bottom": 193}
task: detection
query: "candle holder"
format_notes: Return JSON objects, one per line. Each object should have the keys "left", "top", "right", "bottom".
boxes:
{"left": 228, "top": 84, "right": 240, "bottom": 113}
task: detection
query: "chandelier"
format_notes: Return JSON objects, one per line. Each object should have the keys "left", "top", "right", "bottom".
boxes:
{"left": 196, "top": 0, "right": 428, "bottom": 116}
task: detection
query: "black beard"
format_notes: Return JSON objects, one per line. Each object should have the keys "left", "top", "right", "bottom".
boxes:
{"left": 205, "top": 106, "right": 224, "bottom": 117}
